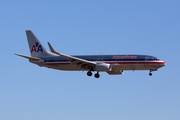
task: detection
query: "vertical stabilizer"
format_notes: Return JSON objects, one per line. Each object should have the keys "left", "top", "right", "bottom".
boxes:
{"left": 26, "top": 30, "right": 55, "bottom": 57}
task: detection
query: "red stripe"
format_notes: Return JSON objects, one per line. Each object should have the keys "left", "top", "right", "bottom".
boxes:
{"left": 46, "top": 61, "right": 166, "bottom": 65}
{"left": 104, "top": 61, "right": 166, "bottom": 64}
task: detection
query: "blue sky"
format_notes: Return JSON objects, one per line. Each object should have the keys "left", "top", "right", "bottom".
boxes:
{"left": 0, "top": 0, "right": 180, "bottom": 120}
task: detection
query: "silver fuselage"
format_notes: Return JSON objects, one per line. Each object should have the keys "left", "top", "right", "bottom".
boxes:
{"left": 30, "top": 55, "right": 166, "bottom": 71}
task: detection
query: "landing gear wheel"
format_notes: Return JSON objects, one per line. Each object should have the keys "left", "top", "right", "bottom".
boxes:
{"left": 149, "top": 73, "right": 152, "bottom": 76}
{"left": 87, "top": 71, "right": 92, "bottom": 76}
{"left": 94, "top": 73, "right": 100, "bottom": 78}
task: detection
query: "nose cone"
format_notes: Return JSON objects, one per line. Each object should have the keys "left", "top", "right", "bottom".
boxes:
{"left": 161, "top": 61, "right": 166, "bottom": 67}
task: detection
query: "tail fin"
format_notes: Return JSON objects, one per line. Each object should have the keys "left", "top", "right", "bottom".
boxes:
{"left": 26, "top": 30, "right": 55, "bottom": 57}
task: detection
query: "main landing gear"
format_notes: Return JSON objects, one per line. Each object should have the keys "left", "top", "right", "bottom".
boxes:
{"left": 87, "top": 71, "right": 100, "bottom": 78}
{"left": 94, "top": 72, "right": 100, "bottom": 78}
{"left": 87, "top": 71, "right": 92, "bottom": 76}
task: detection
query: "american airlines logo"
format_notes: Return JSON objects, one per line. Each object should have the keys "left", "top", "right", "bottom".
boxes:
{"left": 112, "top": 55, "right": 137, "bottom": 59}
{"left": 31, "top": 42, "right": 43, "bottom": 53}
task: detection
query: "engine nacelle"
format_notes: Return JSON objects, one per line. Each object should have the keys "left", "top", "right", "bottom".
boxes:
{"left": 107, "top": 70, "right": 124, "bottom": 75}
{"left": 95, "top": 63, "right": 112, "bottom": 71}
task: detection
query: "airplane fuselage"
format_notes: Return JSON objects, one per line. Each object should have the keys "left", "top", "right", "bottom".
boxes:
{"left": 31, "top": 54, "right": 165, "bottom": 72}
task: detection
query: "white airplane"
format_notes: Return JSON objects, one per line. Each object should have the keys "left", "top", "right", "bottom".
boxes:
{"left": 15, "top": 30, "right": 166, "bottom": 78}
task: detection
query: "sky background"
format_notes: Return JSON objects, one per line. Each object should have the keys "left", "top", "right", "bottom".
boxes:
{"left": 0, "top": 0, "right": 180, "bottom": 120}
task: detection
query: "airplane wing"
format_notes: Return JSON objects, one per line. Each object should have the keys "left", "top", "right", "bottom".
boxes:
{"left": 47, "top": 42, "right": 97, "bottom": 67}
{"left": 15, "top": 53, "right": 40, "bottom": 60}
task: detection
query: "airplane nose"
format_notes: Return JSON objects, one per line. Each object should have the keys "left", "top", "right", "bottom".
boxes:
{"left": 162, "top": 61, "right": 166, "bottom": 66}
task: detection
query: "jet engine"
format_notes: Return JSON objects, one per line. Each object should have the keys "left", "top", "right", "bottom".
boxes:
{"left": 95, "top": 63, "right": 112, "bottom": 71}
{"left": 107, "top": 70, "right": 124, "bottom": 75}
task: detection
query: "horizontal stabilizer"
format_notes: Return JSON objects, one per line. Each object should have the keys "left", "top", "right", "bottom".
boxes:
{"left": 15, "top": 53, "right": 40, "bottom": 60}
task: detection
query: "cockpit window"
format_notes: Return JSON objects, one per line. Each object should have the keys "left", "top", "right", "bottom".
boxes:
{"left": 153, "top": 58, "right": 160, "bottom": 61}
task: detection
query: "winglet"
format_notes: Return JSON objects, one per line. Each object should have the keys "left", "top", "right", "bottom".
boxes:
{"left": 47, "top": 42, "right": 57, "bottom": 54}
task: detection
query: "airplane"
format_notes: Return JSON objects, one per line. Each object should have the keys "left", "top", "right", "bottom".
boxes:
{"left": 15, "top": 30, "right": 166, "bottom": 78}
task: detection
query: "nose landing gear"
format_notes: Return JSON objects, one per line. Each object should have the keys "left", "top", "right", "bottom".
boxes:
{"left": 149, "top": 69, "right": 157, "bottom": 76}
{"left": 149, "top": 72, "right": 152, "bottom": 76}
